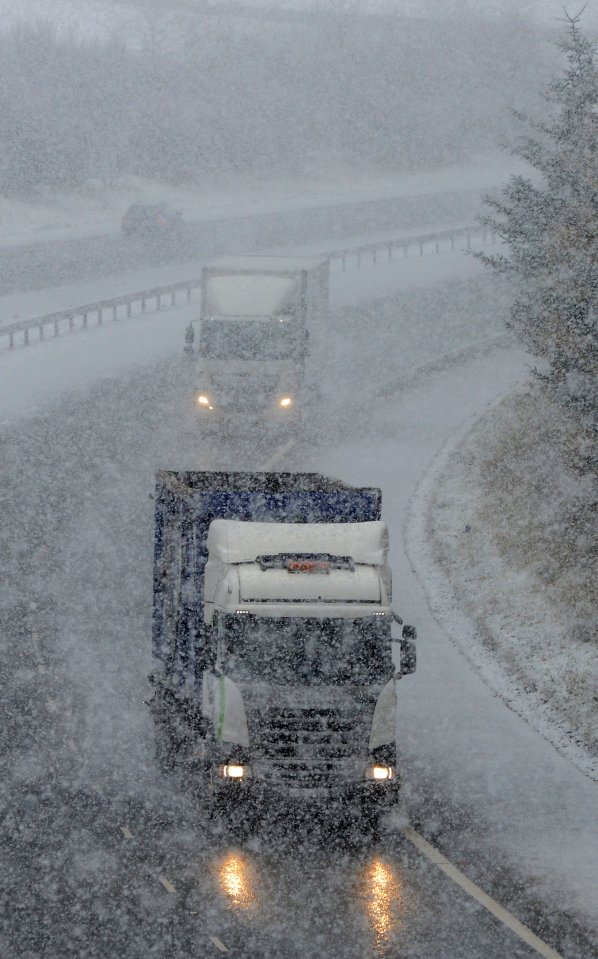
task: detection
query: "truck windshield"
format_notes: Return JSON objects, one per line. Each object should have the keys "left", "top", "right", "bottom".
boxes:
{"left": 223, "top": 616, "right": 393, "bottom": 686}
{"left": 199, "top": 318, "right": 299, "bottom": 360}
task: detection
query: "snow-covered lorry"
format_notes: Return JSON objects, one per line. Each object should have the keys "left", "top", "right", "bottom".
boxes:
{"left": 150, "top": 471, "right": 416, "bottom": 830}
{"left": 185, "top": 256, "right": 329, "bottom": 428}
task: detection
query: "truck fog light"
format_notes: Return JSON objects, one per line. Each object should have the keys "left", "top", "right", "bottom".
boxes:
{"left": 197, "top": 394, "right": 210, "bottom": 407}
{"left": 366, "top": 764, "right": 396, "bottom": 782}
{"left": 219, "top": 763, "right": 250, "bottom": 779}
{"left": 279, "top": 396, "right": 292, "bottom": 408}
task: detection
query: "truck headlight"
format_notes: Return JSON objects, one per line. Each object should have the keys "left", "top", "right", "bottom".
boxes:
{"left": 365, "top": 764, "right": 396, "bottom": 782}
{"left": 219, "top": 763, "right": 251, "bottom": 779}
{"left": 197, "top": 394, "right": 210, "bottom": 407}
{"left": 278, "top": 396, "right": 293, "bottom": 408}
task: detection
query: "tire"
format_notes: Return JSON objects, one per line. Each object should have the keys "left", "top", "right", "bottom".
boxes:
{"left": 184, "top": 761, "right": 216, "bottom": 826}
{"left": 360, "top": 803, "right": 382, "bottom": 840}
{"left": 213, "top": 794, "right": 259, "bottom": 841}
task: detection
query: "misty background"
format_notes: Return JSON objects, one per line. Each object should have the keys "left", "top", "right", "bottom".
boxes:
{"left": 0, "top": 2, "right": 560, "bottom": 195}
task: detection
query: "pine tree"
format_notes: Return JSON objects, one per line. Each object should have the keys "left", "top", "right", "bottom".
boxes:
{"left": 478, "top": 13, "right": 598, "bottom": 474}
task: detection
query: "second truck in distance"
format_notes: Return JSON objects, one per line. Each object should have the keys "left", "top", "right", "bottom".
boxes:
{"left": 185, "top": 256, "right": 330, "bottom": 429}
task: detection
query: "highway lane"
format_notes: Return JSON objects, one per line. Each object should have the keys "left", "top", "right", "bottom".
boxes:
{"left": 0, "top": 776, "right": 556, "bottom": 959}
{"left": 0, "top": 188, "right": 479, "bottom": 295}
{"left": 0, "top": 282, "right": 594, "bottom": 958}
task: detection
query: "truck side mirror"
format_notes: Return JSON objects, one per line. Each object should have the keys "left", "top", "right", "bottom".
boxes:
{"left": 400, "top": 639, "right": 416, "bottom": 675}
{"left": 400, "top": 624, "right": 417, "bottom": 675}
{"left": 184, "top": 324, "right": 195, "bottom": 356}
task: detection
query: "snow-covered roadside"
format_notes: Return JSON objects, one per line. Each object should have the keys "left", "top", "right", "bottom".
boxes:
{"left": 312, "top": 350, "right": 598, "bottom": 927}
{"left": 405, "top": 395, "right": 597, "bottom": 781}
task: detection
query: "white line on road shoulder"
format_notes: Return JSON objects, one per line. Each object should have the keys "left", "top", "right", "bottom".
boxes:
{"left": 209, "top": 935, "right": 229, "bottom": 953}
{"left": 262, "top": 438, "right": 296, "bottom": 471}
{"left": 158, "top": 876, "right": 176, "bottom": 894}
{"left": 403, "top": 828, "right": 566, "bottom": 959}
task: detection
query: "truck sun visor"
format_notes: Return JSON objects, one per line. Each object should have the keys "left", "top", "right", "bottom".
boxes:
{"left": 206, "top": 520, "right": 389, "bottom": 567}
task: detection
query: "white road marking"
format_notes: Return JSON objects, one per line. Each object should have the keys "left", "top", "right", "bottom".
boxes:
{"left": 403, "top": 828, "right": 566, "bottom": 959}
{"left": 209, "top": 936, "right": 229, "bottom": 953}
{"left": 159, "top": 876, "right": 176, "bottom": 894}
{"left": 31, "top": 630, "right": 39, "bottom": 641}
{"left": 262, "top": 438, "right": 296, "bottom": 470}
{"left": 120, "top": 826, "right": 133, "bottom": 839}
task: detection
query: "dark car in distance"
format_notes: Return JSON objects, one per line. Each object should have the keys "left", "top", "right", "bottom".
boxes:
{"left": 121, "top": 202, "right": 185, "bottom": 238}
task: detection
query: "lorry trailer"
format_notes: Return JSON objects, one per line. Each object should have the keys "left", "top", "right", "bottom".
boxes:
{"left": 150, "top": 471, "right": 416, "bottom": 830}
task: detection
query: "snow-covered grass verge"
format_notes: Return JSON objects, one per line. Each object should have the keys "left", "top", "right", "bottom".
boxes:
{"left": 407, "top": 384, "right": 597, "bottom": 780}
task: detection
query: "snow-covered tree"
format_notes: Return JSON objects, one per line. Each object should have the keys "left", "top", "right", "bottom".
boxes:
{"left": 479, "top": 13, "right": 598, "bottom": 474}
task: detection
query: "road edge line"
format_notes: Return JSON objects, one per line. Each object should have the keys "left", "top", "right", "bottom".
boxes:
{"left": 262, "top": 438, "right": 296, "bottom": 470}
{"left": 402, "top": 828, "right": 565, "bottom": 959}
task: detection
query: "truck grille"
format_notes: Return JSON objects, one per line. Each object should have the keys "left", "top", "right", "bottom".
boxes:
{"left": 261, "top": 707, "right": 355, "bottom": 760}
{"left": 217, "top": 376, "right": 280, "bottom": 412}
{"left": 238, "top": 683, "right": 380, "bottom": 790}
{"left": 226, "top": 391, "right": 273, "bottom": 412}
{"left": 268, "top": 761, "right": 342, "bottom": 788}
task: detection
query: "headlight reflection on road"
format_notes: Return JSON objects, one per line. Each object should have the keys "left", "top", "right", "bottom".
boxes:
{"left": 216, "top": 851, "right": 258, "bottom": 912}
{"left": 361, "top": 857, "right": 403, "bottom": 952}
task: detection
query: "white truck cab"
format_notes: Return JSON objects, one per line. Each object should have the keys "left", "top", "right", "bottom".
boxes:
{"left": 197, "top": 520, "right": 413, "bottom": 813}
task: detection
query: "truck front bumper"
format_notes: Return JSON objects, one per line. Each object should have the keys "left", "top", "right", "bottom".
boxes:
{"left": 194, "top": 395, "right": 300, "bottom": 427}
{"left": 196, "top": 407, "right": 299, "bottom": 428}
{"left": 211, "top": 772, "right": 400, "bottom": 811}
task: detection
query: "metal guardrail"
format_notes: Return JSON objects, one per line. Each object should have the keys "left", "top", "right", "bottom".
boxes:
{"left": 0, "top": 225, "right": 494, "bottom": 351}
{"left": 1, "top": 279, "right": 201, "bottom": 350}
{"left": 326, "top": 225, "right": 495, "bottom": 270}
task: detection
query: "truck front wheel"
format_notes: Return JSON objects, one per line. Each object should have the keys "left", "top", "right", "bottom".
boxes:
{"left": 360, "top": 802, "right": 383, "bottom": 839}
{"left": 154, "top": 719, "right": 177, "bottom": 772}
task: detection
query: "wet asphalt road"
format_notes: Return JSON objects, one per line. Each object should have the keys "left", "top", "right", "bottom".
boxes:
{"left": 0, "top": 283, "right": 595, "bottom": 958}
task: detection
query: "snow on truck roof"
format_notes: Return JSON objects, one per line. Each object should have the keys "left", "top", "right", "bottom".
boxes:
{"left": 204, "top": 273, "right": 298, "bottom": 317}
{"left": 207, "top": 520, "right": 389, "bottom": 566}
